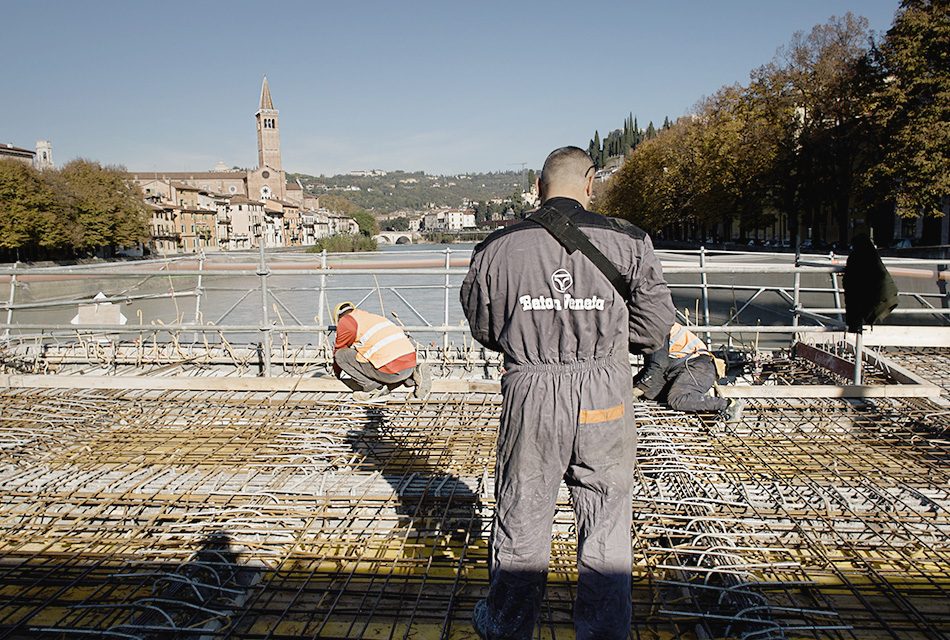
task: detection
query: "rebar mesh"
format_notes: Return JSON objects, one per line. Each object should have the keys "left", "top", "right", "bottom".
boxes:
{"left": 1, "top": 364, "right": 948, "bottom": 638}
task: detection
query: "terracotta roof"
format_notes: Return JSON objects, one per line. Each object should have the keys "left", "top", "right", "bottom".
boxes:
{"left": 129, "top": 171, "right": 246, "bottom": 181}
{"left": 228, "top": 195, "right": 261, "bottom": 206}
{"left": 169, "top": 181, "right": 204, "bottom": 191}
{"left": 287, "top": 182, "right": 302, "bottom": 190}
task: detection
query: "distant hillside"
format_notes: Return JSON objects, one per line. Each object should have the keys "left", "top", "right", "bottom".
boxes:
{"left": 288, "top": 170, "right": 532, "bottom": 213}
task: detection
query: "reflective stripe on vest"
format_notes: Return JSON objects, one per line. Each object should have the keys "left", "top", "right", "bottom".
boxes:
{"left": 668, "top": 322, "right": 708, "bottom": 359}
{"left": 349, "top": 309, "right": 415, "bottom": 369}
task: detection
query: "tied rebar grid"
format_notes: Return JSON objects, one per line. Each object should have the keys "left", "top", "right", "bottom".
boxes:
{"left": 0, "top": 382, "right": 948, "bottom": 639}
{"left": 0, "top": 341, "right": 503, "bottom": 379}
{"left": 881, "top": 348, "right": 950, "bottom": 398}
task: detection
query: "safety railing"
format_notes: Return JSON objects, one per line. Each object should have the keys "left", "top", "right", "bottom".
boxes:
{"left": 0, "top": 246, "right": 947, "bottom": 381}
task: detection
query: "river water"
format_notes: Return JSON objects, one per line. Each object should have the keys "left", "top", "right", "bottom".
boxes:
{"left": 4, "top": 243, "right": 943, "bottom": 350}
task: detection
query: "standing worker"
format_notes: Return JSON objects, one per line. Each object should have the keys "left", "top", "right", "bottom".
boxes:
{"left": 332, "top": 301, "right": 431, "bottom": 401}
{"left": 632, "top": 322, "right": 744, "bottom": 422}
{"left": 461, "top": 146, "right": 675, "bottom": 639}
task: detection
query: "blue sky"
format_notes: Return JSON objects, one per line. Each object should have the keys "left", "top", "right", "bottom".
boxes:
{"left": 4, "top": 1, "right": 898, "bottom": 175}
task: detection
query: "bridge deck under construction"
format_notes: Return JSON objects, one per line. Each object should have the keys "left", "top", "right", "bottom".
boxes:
{"left": 0, "top": 350, "right": 948, "bottom": 639}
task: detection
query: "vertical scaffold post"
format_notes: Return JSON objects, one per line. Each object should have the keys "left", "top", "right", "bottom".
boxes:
{"left": 699, "top": 246, "right": 711, "bottom": 347}
{"left": 3, "top": 262, "right": 17, "bottom": 343}
{"left": 443, "top": 247, "right": 451, "bottom": 355}
{"left": 853, "top": 331, "right": 864, "bottom": 385}
{"left": 939, "top": 260, "right": 949, "bottom": 319}
{"left": 258, "top": 236, "right": 272, "bottom": 377}
{"left": 829, "top": 250, "right": 844, "bottom": 324}
{"left": 793, "top": 253, "right": 802, "bottom": 344}
{"left": 193, "top": 250, "right": 205, "bottom": 343}
{"left": 317, "top": 249, "right": 328, "bottom": 353}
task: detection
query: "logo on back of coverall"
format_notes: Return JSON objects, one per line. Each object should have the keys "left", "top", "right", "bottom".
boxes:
{"left": 550, "top": 268, "right": 573, "bottom": 293}
{"left": 518, "top": 268, "right": 606, "bottom": 312}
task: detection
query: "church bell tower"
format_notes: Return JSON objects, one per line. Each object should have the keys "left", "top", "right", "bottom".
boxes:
{"left": 256, "top": 76, "right": 281, "bottom": 171}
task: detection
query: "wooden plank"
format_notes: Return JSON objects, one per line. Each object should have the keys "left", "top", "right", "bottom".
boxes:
{"left": 0, "top": 374, "right": 502, "bottom": 395}
{"left": 801, "top": 327, "right": 950, "bottom": 348}
{"left": 717, "top": 384, "right": 942, "bottom": 399}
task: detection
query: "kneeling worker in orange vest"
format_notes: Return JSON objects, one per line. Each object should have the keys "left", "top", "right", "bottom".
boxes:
{"left": 632, "top": 322, "right": 743, "bottom": 423}
{"left": 332, "top": 301, "right": 431, "bottom": 401}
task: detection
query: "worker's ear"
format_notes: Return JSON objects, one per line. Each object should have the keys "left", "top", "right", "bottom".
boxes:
{"left": 535, "top": 176, "right": 543, "bottom": 200}
{"left": 585, "top": 174, "right": 594, "bottom": 197}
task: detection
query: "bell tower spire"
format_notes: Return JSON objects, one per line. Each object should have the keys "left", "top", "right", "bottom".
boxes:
{"left": 260, "top": 76, "right": 274, "bottom": 110}
{"left": 256, "top": 76, "right": 281, "bottom": 170}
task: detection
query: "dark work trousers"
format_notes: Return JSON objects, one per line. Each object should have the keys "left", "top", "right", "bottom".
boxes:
{"left": 334, "top": 347, "right": 413, "bottom": 392}
{"left": 666, "top": 355, "right": 727, "bottom": 413}
{"left": 483, "top": 355, "right": 636, "bottom": 640}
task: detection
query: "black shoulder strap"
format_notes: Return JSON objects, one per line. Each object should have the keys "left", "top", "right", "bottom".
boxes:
{"left": 529, "top": 206, "right": 630, "bottom": 300}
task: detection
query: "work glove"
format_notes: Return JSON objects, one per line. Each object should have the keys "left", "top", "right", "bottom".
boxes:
{"left": 632, "top": 345, "right": 669, "bottom": 401}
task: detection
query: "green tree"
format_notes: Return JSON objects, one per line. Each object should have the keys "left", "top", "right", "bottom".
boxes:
{"left": 644, "top": 121, "right": 657, "bottom": 140}
{"left": 764, "top": 13, "right": 877, "bottom": 244}
{"left": 868, "top": 0, "right": 950, "bottom": 219}
{"left": 58, "top": 159, "right": 149, "bottom": 252}
{"left": 0, "top": 159, "right": 69, "bottom": 258}
{"left": 319, "top": 194, "right": 379, "bottom": 235}
{"left": 350, "top": 210, "right": 379, "bottom": 236}
{"left": 383, "top": 216, "right": 410, "bottom": 231}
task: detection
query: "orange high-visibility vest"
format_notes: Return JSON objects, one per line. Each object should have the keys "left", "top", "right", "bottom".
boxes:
{"left": 348, "top": 309, "right": 416, "bottom": 370}
{"left": 668, "top": 322, "right": 708, "bottom": 359}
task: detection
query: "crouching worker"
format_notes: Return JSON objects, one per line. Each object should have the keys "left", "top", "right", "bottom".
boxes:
{"left": 633, "top": 322, "right": 743, "bottom": 423}
{"left": 332, "top": 301, "right": 431, "bottom": 401}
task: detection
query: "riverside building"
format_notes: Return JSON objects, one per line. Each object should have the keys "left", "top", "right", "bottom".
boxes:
{"left": 130, "top": 78, "right": 357, "bottom": 254}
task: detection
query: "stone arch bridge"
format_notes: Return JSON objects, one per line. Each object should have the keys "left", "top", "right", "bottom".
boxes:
{"left": 374, "top": 231, "right": 419, "bottom": 245}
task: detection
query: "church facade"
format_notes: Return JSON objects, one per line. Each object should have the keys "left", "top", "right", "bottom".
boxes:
{"left": 129, "top": 78, "right": 356, "bottom": 254}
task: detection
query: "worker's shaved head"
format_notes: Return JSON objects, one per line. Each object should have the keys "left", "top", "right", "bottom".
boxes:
{"left": 539, "top": 146, "right": 594, "bottom": 192}
{"left": 538, "top": 146, "right": 596, "bottom": 207}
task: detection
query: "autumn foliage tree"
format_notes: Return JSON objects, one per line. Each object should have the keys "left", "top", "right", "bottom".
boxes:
{"left": 0, "top": 158, "right": 149, "bottom": 261}
{"left": 868, "top": 0, "right": 950, "bottom": 219}
{"left": 0, "top": 160, "right": 68, "bottom": 257}
{"left": 57, "top": 159, "right": 149, "bottom": 252}
{"left": 601, "top": 6, "right": 950, "bottom": 247}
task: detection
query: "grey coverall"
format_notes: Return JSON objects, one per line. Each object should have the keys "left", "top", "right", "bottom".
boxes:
{"left": 635, "top": 348, "right": 728, "bottom": 413}
{"left": 460, "top": 197, "right": 675, "bottom": 639}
